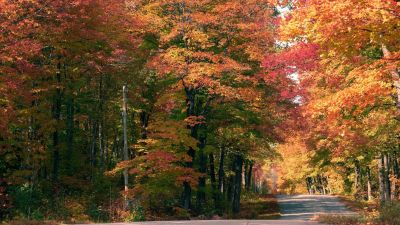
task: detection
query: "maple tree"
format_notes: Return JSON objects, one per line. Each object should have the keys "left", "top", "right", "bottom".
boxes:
{"left": 114, "top": 0, "right": 281, "bottom": 215}
{"left": 0, "top": 0, "right": 284, "bottom": 222}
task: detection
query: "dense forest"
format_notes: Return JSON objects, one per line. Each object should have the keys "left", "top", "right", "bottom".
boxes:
{"left": 0, "top": 0, "right": 399, "bottom": 224}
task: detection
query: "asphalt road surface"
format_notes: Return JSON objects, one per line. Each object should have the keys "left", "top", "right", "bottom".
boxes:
{"left": 89, "top": 220, "right": 320, "bottom": 225}
{"left": 77, "top": 195, "right": 355, "bottom": 225}
{"left": 277, "top": 194, "right": 357, "bottom": 220}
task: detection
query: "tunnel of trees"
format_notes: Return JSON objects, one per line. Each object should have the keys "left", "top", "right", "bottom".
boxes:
{"left": 0, "top": 0, "right": 399, "bottom": 223}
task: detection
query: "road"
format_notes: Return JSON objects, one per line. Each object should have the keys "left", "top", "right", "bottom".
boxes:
{"left": 90, "top": 220, "right": 319, "bottom": 225}
{"left": 76, "top": 195, "right": 354, "bottom": 225}
{"left": 277, "top": 194, "right": 356, "bottom": 220}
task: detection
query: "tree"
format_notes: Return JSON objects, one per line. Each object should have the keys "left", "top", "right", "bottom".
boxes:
{"left": 270, "top": 0, "right": 400, "bottom": 201}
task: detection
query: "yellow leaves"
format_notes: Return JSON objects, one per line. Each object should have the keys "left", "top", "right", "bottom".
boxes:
{"left": 184, "top": 30, "right": 213, "bottom": 49}
{"left": 147, "top": 115, "right": 198, "bottom": 150}
{"left": 105, "top": 159, "right": 135, "bottom": 176}
{"left": 281, "top": 0, "right": 400, "bottom": 58}
{"left": 275, "top": 137, "right": 314, "bottom": 194}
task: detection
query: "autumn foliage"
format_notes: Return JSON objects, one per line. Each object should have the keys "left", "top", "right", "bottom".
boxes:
{"left": 0, "top": 0, "right": 284, "bottom": 222}
{"left": 2, "top": 0, "right": 399, "bottom": 223}
{"left": 270, "top": 0, "right": 400, "bottom": 206}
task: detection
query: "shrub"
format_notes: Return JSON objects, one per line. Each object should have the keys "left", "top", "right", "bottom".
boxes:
{"left": 379, "top": 201, "right": 400, "bottom": 225}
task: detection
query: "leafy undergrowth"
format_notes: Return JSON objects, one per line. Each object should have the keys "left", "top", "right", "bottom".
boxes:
{"left": 337, "top": 195, "right": 379, "bottom": 214}
{"left": 317, "top": 214, "right": 367, "bottom": 225}
{"left": 234, "top": 193, "right": 280, "bottom": 220}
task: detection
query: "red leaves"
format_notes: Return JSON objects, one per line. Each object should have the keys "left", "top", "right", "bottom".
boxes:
{"left": 262, "top": 42, "right": 320, "bottom": 101}
{"left": 263, "top": 42, "right": 319, "bottom": 77}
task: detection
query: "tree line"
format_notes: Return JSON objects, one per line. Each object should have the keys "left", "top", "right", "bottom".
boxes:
{"left": 270, "top": 0, "right": 400, "bottom": 203}
{"left": 0, "top": 0, "right": 288, "bottom": 222}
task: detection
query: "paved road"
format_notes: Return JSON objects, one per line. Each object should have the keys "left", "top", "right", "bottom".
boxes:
{"left": 277, "top": 194, "right": 356, "bottom": 220}
{"left": 76, "top": 195, "right": 355, "bottom": 225}
{"left": 86, "top": 220, "right": 319, "bottom": 225}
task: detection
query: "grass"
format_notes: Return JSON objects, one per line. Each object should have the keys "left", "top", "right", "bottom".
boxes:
{"left": 316, "top": 214, "right": 366, "bottom": 225}
{"left": 337, "top": 195, "right": 378, "bottom": 214}
{"left": 236, "top": 194, "right": 280, "bottom": 219}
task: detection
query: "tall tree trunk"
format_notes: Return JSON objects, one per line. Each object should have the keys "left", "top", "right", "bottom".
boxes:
{"left": 245, "top": 162, "right": 253, "bottom": 191}
{"left": 218, "top": 147, "right": 225, "bottom": 194}
{"left": 52, "top": 57, "right": 62, "bottom": 182}
{"left": 139, "top": 111, "right": 149, "bottom": 140}
{"left": 182, "top": 88, "right": 196, "bottom": 210}
{"left": 182, "top": 146, "right": 195, "bottom": 210}
{"left": 378, "top": 154, "right": 387, "bottom": 201}
{"left": 393, "top": 152, "right": 400, "bottom": 199}
{"left": 66, "top": 97, "right": 74, "bottom": 175}
{"left": 318, "top": 175, "right": 326, "bottom": 195}
{"left": 367, "top": 166, "right": 372, "bottom": 201}
{"left": 122, "top": 86, "right": 129, "bottom": 208}
{"left": 383, "top": 153, "right": 391, "bottom": 201}
{"left": 209, "top": 153, "right": 218, "bottom": 206}
{"left": 306, "top": 177, "right": 312, "bottom": 195}
{"left": 354, "top": 161, "right": 360, "bottom": 197}
{"left": 196, "top": 141, "right": 207, "bottom": 211}
{"left": 90, "top": 120, "right": 98, "bottom": 171}
{"left": 232, "top": 154, "right": 243, "bottom": 214}
{"left": 98, "top": 75, "right": 104, "bottom": 169}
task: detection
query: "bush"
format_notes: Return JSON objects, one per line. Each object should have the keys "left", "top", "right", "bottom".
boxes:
{"left": 379, "top": 201, "right": 400, "bottom": 225}
{"left": 8, "top": 184, "right": 46, "bottom": 220}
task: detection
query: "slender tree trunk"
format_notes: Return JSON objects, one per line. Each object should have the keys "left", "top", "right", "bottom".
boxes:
{"left": 378, "top": 154, "right": 386, "bottom": 201}
{"left": 218, "top": 147, "right": 225, "bottom": 194}
{"left": 90, "top": 120, "right": 98, "bottom": 170}
{"left": 367, "top": 166, "right": 372, "bottom": 201}
{"left": 122, "top": 86, "right": 129, "bottom": 208}
{"left": 393, "top": 152, "right": 400, "bottom": 199}
{"left": 383, "top": 153, "right": 391, "bottom": 201}
{"left": 209, "top": 153, "right": 218, "bottom": 206}
{"left": 52, "top": 57, "right": 62, "bottom": 182}
{"left": 196, "top": 141, "right": 207, "bottom": 211}
{"left": 182, "top": 89, "right": 196, "bottom": 210}
{"left": 232, "top": 154, "right": 243, "bottom": 214}
{"left": 319, "top": 175, "right": 326, "bottom": 195}
{"left": 139, "top": 111, "right": 149, "bottom": 140}
{"left": 98, "top": 75, "right": 104, "bottom": 169}
{"left": 354, "top": 161, "right": 360, "bottom": 197}
{"left": 306, "top": 177, "right": 312, "bottom": 195}
{"left": 245, "top": 162, "right": 253, "bottom": 191}
{"left": 66, "top": 97, "right": 74, "bottom": 175}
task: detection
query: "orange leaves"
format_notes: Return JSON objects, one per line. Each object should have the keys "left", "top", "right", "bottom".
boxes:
{"left": 184, "top": 116, "right": 205, "bottom": 127}
{"left": 175, "top": 168, "right": 203, "bottom": 188}
{"left": 280, "top": 0, "right": 400, "bottom": 57}
{"left": 277, "top": 0, "right": 400, "bottom": 160}
{"left": 138, "top": 0, "right": 275, "bottom": 108}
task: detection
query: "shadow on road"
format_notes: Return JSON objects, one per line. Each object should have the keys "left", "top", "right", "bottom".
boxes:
{"left": 277, "top": 195, "right": 357, "bottom": 221}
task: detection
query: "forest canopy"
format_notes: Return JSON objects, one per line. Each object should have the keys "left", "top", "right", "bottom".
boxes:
{"left": 0, "top": 0, "right": 399, "bottom": 223}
